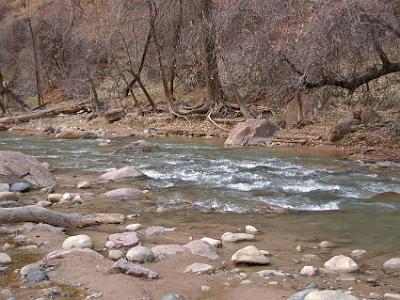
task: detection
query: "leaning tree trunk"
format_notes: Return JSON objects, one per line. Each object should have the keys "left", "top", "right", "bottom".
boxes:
{"left": 27, "top": 17, "right": 43, "bottom": 108}
{"left": 0, "top": 205, "right": 125, "bottom": 228}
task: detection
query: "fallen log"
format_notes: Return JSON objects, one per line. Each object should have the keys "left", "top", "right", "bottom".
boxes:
{"left": 0, "top": 205, "right": 125, "bottom": 228}
{"left": 0, "top": 103, "right": 87, "bottom": 124}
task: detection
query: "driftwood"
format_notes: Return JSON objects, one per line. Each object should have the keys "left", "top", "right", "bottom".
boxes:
{"left": 0, "top": 103, "right": 87, "bottom": 124}
{"left": 0, "top": 205, "right": 125, "bottom": 228}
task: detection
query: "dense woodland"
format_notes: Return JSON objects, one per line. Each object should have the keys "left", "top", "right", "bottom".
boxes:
{"left": 0, "top": 0, "right": 399, "bottom": 121}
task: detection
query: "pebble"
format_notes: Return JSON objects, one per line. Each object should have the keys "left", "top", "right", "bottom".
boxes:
{"left": 383, "top": 257, "right": 400, "bottom": 270}
{"left": 125, "top": 224, "right": 142, "bottom": 232}
{"left": 62, "top": 235, "right": 93, "bottom": 250}
{"left": 47, "top": 194, "right": 62, "bottom": 203}
{"left": 77, "top": 181, "right": 91, "bottom": 189}
{"left": 319, "top": 241, "right": 335, "bottom": 248}
{"left": 241, "top": 279, "right": 253, "bottom": 284}
{"left": 126, "top": 246, "right": 155, "bottom": 263}
{"left": 37, "top": 200, "right": 52, "bottom": 207}
{"left": 256, "top": 269, "right": 289, "bottom": 277}
{"left": 301, "top": 266, "right": 318, "bottom": 276}
{"left": 108, "top": 250, "right": 124, "bottom": 261}
{"left": 0, "top": 253, "right": 12, "bottom": 265}
{"left": 231, "top": 245, "right": 270, "bottom": 265}
{"left": 105, "top": 241, "right": 117, "bottom": 249}
{"left": 201, "top": 285, "right": 211, "bottom": 292}
{"left": 221, "top": 232, "right": 255, "bottom": 243}
{"left": 351, "top": 249, "right": 366, "bottom": 258}
{"left": 72, "top": 195, "right": 82, "bottom": 204}
{"left": 324, "top": 255, "right": 359, "bottom": 273}
{"left": 200, "top": 237, "right": 222, "bottom": 248}
{"left": 245, "top": 225, "right": 258, "bottom": 234}
{"left": 184, "top": 263, "right": 214, "bottom": 274}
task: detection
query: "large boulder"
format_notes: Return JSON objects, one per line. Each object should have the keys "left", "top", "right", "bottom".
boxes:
{"left": 104, "top": 108, "right": 126, "bottom": 123}
{"left": 225, "top": 119, "right": 278, "bottom": 146}
{"left": 0, "top": 151, "right": 57, "bottom": 187}
{"left": 98, "top": 166, "right": 147, "bottom": 182}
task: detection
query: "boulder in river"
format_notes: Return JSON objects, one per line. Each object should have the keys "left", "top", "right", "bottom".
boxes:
{"left": 0, "top": 151, "right": 57, "bottom": 187}
{"left": 102, "top": 188, "right": 147, "bottom": 200}
{"left": 225, "top": 119, "right": 278, "bottom": 146}
{"left": 231, "top": 245, "right": 270, "bottom": 265}
{"left": 323, "top": 255, "right": 359, "bottom": 273}
{"left": 98, "top": 166, "right": 147, "bottom": 182}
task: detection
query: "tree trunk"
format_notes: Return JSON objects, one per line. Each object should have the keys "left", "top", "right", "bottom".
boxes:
{"left": 169, "top": 0, "right": 183, "bottom": 97}
{"left": 0, "top": 205, "right": 125, "bottom": 228}
{"left": 0, "top": 69, "right": 31, "bottom": 112}
{"left": 201, "top": 0, "right": 225, "bottom": 105}
{"left": 27, "top": 17, "right": 43, "bottom": 108}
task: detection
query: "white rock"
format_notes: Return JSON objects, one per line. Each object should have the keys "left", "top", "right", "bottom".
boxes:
{"left": 0, "top": 253, "right": 12, "bottom": 265}
{"left": 351, "top": 249, "right": 366, "bottom": 258}
{"left": 72, "top": 195, "right": 82, "bottom": 203}
{"left": 62, "top": 193, "right": 72, "bottom": 201}
{"left": 245, "top": 225, "right": 258, "bottom": 234}
{"left": 125, "top": 224, "right": 142, "bottom": 232}
{"left": 126, "top": 246, "right": 155, "bottom": 263}
{"left": 37, "top": 200, "right": 52, "bottom": 207}
{"left": 384, "top": 293, "right": 400, "bottom": 300}
{"left": 108, "top": 250, "right": 123, "bottom": 261}
{"left": 221, "top": 232, "right": 255, "bottom": 243}
{"left": 231, "top": 245, "right": 270, "bottom": 265}
{"left": 304, "top": 290, "right": 359, "bottom": 300}
{"left": 47, "top": 194, "right": 62, "bottom": 203}
{"left": 200, "top": 237, "right": 222, "bottom": 248}
{"left": 256, "top": 269, "right": 289, "bottom": 277}
{"left": 77, "top": 181, "right": 91, "bottom": 189}
{"left": 324, "top": 255, "right": 359, "bottom": 273}
{"left": 0, "top": 183, "right": 10, "bottom": 192}
{"left": 319, "top": 241, "right": 335, "bottom": 248}
{"left": 383, "top": 257, "right": 400, "bottom": 270}
{"left": 201, "top": 285, "right": 211, "bottom": 292}
{"left": 20, "top": 263, "right": 41, "bottom": 277}
{"left": 184, "top": 263, "right": 214, "bottom": 274}
{"left": 62, "top": 235, "right": 93, "bottom": 250}
{"left": 300, "top": 266, "right": 318, "bottom": 276}
{"left": 105, "top": 241, "right": 117, "bottom": 249}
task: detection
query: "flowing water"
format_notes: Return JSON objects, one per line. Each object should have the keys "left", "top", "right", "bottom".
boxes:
{"left": 1, "top": 133, "right": 400, "bottom": 252}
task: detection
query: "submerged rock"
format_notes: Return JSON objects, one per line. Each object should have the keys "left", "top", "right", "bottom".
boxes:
{"left": 62, "top": 235, "right": 93, "bottom": 250}
{"left": 146, "top": 226, "right": 176, "bottom": 236}
{"left": 183, "top": 240, "right": 219, "bottom": 260}
{"left": 0, "top": 151, "right": 57, "bottom": 187}
{"left": 113, "top": 140, "right": 156, "bottom": 153}
{"left": 111, "top": 259, "right": 158, "bottom": 279}
{"left": 221, "top": 232, "right": 255, "bottom": 243}
{"left": 231, "top": 245, "right": 270, "bottom": 265}
{"left": 324, "top": 255, "right": 359, "bottom": 273}
{"left": 108, "top": 232, "right": 140, "bottom": 248}
{"left": 98, "top": 166, "right": 147, "bottom": 182}
{"left": 102, "top": 188, "right": 147, "bottom": 200}
{"left": 151, "top": 244, "right": 187, "bottom": 257}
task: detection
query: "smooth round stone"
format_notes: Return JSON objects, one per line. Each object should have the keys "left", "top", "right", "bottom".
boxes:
{"left": 77, "top": 181, "right": 91, "bottom": 189}
{"left": 72, "top": 195, "right": 82, "bottom": 204}
{"left": 319, "top": 241, "right": 335, "bottom": 248}
{"left": 184, "top": 263, "right": 214, "bottom": 274}
{"left": 105, "top": 241, "right": 117, "bottom": 249}
{"left": 161, "top": 295, "right": 184, "bottom": 300}
{"left": 231, "top": 245, "right": 270, "bottom": 265}
{"left": 200, "top": 237, "right": 222, "bottom": 248}
{"left": 47, "top": 194, "right": 62, "bottom": 203}
{"left": 0, "top": 253, "right": 12, "bottom": 265}
{"left": 324, "top": 255, "right": 359, "bottom": 273}
{"left": 125, "top": 224, "right": 142, "bottom": 232}
{"left": 245, "top": 225, "right": 258, "bottom": 234}
{"left": 0, "top": 192, "right": 19, "bottom": 201}
{"left": 10, "top": 182, "right": 32, "bottom": 193}
{"left": 0, "top": 183, "right": 10, "bottom": 192}
{"left": 62, "top": 235, "right": 93, "bottom": 250}
{"left": 126, "top": 246, "right": 155, "bottom": 263}
{"left": 108, "top": 250, "right": 123, "bottom": 261}
{"left": 37, "top": 200, "right": 52, "bottom": 207}
{"left": 221, "top": 232, "right": 255, "bottom": 243}
{"left": 351, "top": 249, "right": 366, "bottom": 258}
{"left": 301, "top": 266, "right": 318, "bottom": 276}
{"left": 20, "top": 263, "right": 41, "bottom": 277}
{"left": 24, "top": 269, "right": 48, "bottom": 283}
{"left": 383, "top": 257, "right": 400, "bottom": 270}
{"left": 62, "top": 193, "right": 72, "bottom": 201}
{"left": 304, "top": 290, "right": 359, "bottom": 300}
{"left": 201, "top": 285, "right": 211, "bottom": 292}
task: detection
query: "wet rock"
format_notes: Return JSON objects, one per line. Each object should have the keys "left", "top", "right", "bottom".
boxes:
{"left": 62, "top": 234, "right": 93, "bottom": 250}
{"left": 114, "top": 140, "right": 156, "bottom": 153}
{"left": 24, "top": 269, "right": 48, "bottom": 283}
{"left": 102, "top": 188, "right": 146, "bottom": 200}
{"left": 98, "top": 166, "right": 147, "bottom": 182}
{"left": 200, "top": 237, "right": 222, "bottom": 248}
{"left": 0, "top": 183, "right": 9, "bottom": 192}
{"left": 47, "top": 193, "right": 62, "bottom": 203}
{"left": 104, "top": 108, "right": 126, "bottom": 123}
{"left": 0, "top": 151, "right": 57, "bottom": 187}
{"left": 146, "top": 226, "right": 176, "bottom": 236}
{"left": 0, "top": 253, "right": 12, "bottom": 265}
{"left": 183, "top": 240, "right": 219, "bottom": 260}
{"left": 46, "top": 248, "right": 103, "bottom": 261}
{"left": 111, "top": 259, "right": 158, "bottom": 279}
{"left": 184, "top": 263, "right": 214, "bottom": 274}
{"left": 256, "top": 269, "right": 290, "bottom": 277}
{"left": 300, "top": 266, "right": 318, "bottom": 276}
{"left": 126, "top": 246, "right": 155, "bottom": 263}
{"left": 125, "top": 224, "right": 142, "bottom": 232}
{"left": 319, "top": 241, "right": 335, "bottom": 248}
{"left": 231, "top": 245, "right": 270, "bottom": 265}
{"left": 109, "top": 250, "right": 124, "bottom": 261}
{"left": 245, "top": 225, "right": 258, "bottom": 234}
{"left": 0, "top": 192, "right": 19, "bottom": 201}
{"left": 324, "top": 255, "right": 359, "bottom": 273}
{"left": 105, "top": 241, "right": 117, "bottom": 249}
{"left": 10, "top": 182, "right": 32, "bottom": 193}
{"left": 108, "top": 232, "right": 140, "bottom": 248}
{"left": 20, "top": 263, "right": 41, "bottom": 277}
{"left": 221, "top": 232, "right": 255, "bottom": 243}
{"left": 151, "top": 244, "right": 187, "bottom": 257}
{"left": 225, "top": 119, "right": 278, "bottom": 146}
{"left": 77, "top": 181, "right": 91, "bottom": 189}
{"left": 304, "top": 290, "right": 359, "bottom": 300}
{"left": 56, "top": 128, "right": 97, "bottom": 139}
{"left": 383, "top": 257, "right": 400, "bottom": 270}
{"left": 351, "top": 249, "right": 366, "bottom": 258}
